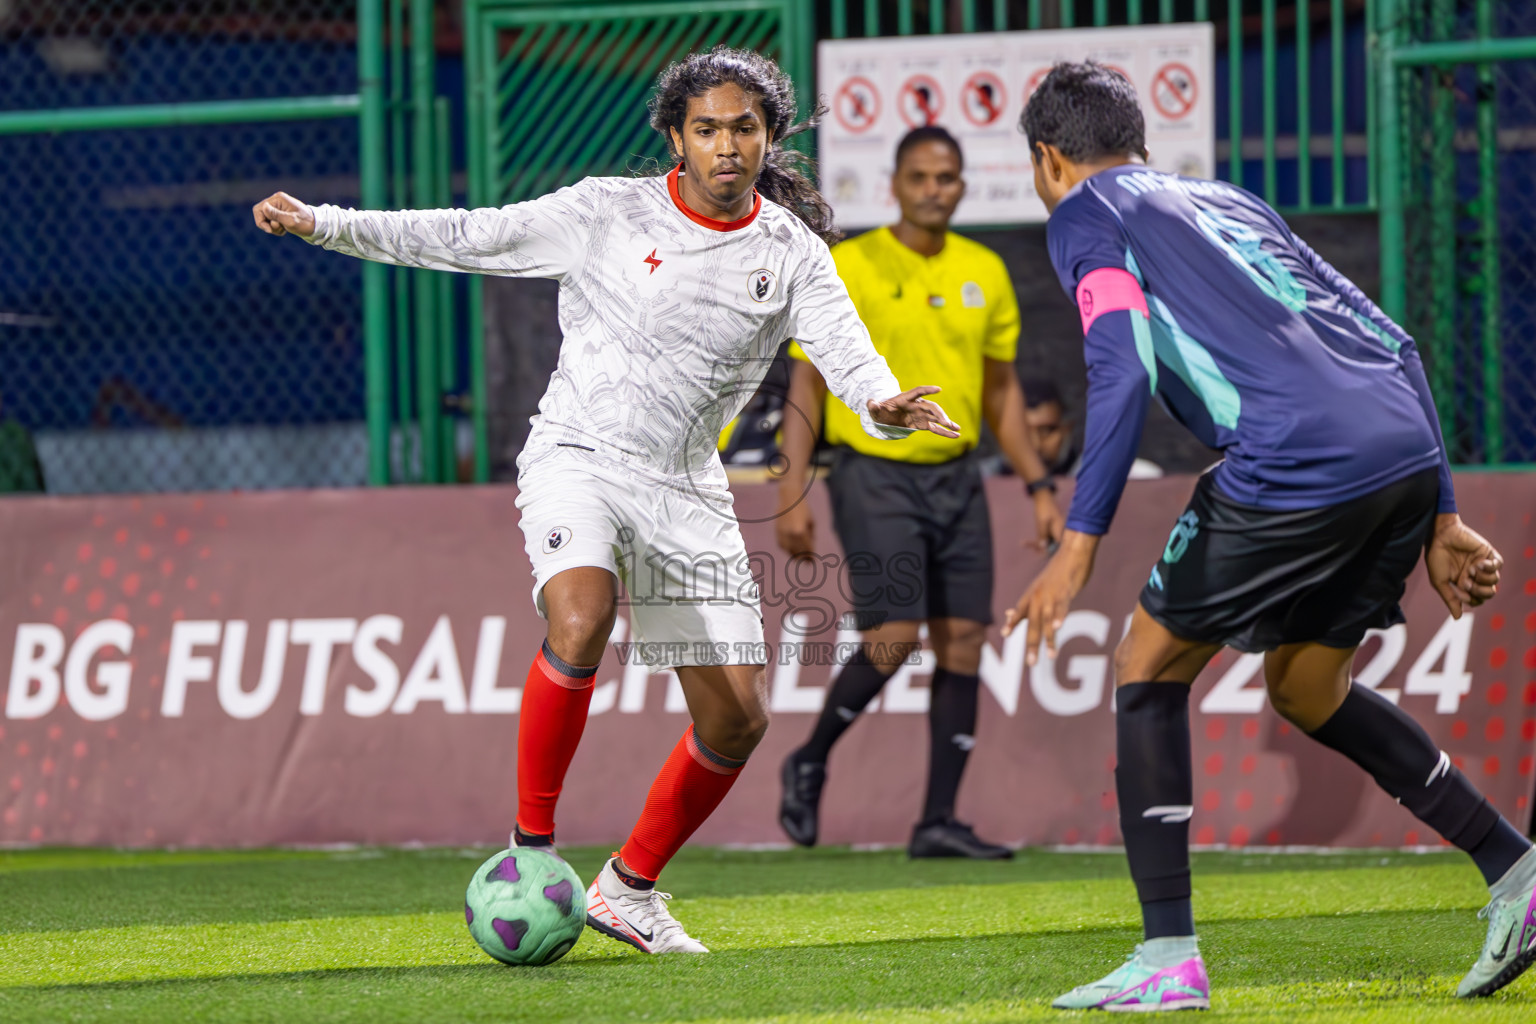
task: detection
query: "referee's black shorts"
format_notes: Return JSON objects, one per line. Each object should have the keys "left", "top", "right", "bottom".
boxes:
{"left": 1139, "top": 466, "right": 1439, "bottom": 653}
{"left": 825, "top": 447, "right": 994, "bottom": 629}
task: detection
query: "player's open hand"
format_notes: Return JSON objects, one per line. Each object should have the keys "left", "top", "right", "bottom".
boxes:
{"left": 1002, "top": 530, "right": 1097, "bottom": 666}
{"left": 868, "top": 386, "right": 961, "bottom": 439}
{"left": 252, "top": 192, "right": 316, "bottom": 238}
{"left": 1425, "top": 513, "right": 1502, "bottom": 619}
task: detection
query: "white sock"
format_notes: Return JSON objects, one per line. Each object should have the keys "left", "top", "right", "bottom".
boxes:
{"left": 1490, "top": 844, "right": 1536, "bottom": 903}
{"left": 1142, "top": 935, "right": 1199, "bottom": 968}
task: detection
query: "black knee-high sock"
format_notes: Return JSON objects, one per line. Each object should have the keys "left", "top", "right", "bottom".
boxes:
{"left": 1308, "top": 683, "right": 1532, "bottom": 885}
{"left": 921, "top": 668, "right": 980, "bottom": 825}
{"left": 798, "top": 650, "right": 893, "bottom": 763}
{"left": 1117, "top": 682, "right": 1196, "bottom": 940}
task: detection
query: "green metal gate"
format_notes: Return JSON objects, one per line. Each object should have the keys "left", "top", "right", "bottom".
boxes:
{"left": 1377, "top": 0, "right": 1536, "bottom": 465}
{"left": 459, "top": 0, "right": 813, "bottom": 481}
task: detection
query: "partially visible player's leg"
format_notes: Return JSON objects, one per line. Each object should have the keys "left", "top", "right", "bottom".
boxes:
{"left": 910, "top": 455, "right": 1010, "bottom": 860}
{"left": 513, "top": 568, "right": 618, "bottom": 847}
{"left": 1114, "top": 606, "right": 1221, "bottom": 940}
{"left": 512, "top": 464, "right": 631, "bottom": 847}
{"left": 587, "top": 490, "right": 767, "bottom": 953}
{"left": 1053, "top": 606, "right": 1218, "bottom": 1011}
{"left": 796, "top": 619, "right": 920, "bottom": 763}
{"left": 587, "top": 662, "right": 768, "bottom": 954}
{"left": 1265, "top": 641, "right": 1536, "bottom": 997}
{"left": 779, "top": 620, "right": 919, "bottom": 846}
{"left": 620, "top": 661, "right": 769, "bottom": 878}
{"left": 781, "top": 450, "right": 929, "bottom": 845}
{"left": 1267, "top": 640, "right": 1532, "bottom": 883}
{"left": 908, "top": 616, "right": 1011, "bottom": 859}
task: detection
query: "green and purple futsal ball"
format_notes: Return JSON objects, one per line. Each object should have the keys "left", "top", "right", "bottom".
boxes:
{"left": 465, "top": 847, "right": 585, "bottom": 966}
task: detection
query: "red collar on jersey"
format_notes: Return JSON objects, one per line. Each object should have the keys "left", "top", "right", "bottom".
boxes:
{"left": 667, "top": 164, "right": 761, "bottom": 231}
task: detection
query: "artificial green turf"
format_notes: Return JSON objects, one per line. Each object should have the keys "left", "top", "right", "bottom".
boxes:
{"left": 0, "top": 845, "right": 1529, "bottom": 1022}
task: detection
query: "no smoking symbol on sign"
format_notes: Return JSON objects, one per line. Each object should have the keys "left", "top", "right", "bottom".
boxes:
{"left": 961, "top": 71, "right": 1006, "bottom": 127}
{"left": 899, "top": 74, "right": 943, "bottom": 127}
{"left": 835, "top": 76, "right": 879, "bottom": 133}
{"left": 1153, "top": 62, "right": 1197, "bottom": 120}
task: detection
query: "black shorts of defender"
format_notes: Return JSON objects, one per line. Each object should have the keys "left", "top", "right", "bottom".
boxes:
{"left": 825, "top": 447, "right": 994, "bottom": 630}
{"left": 1139, "top": 467, "right": 1439, "bottom": 653}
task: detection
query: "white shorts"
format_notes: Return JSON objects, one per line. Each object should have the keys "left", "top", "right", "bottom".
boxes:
{"left": 516, "top": 455, "right": 765, "bottom": 668}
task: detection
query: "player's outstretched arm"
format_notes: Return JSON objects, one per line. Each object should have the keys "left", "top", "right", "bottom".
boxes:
{"left": 789, "top": 246, "right": 947, "bottom": 441}
{"left": 252, "top": 182, "right": 595, "bottom": 279}
{"left": 1425, "top": 514, "right": 1502, "bottom": 619}
{"left": 999, "top": 276, "right": 1154, "bottom": 665}
{"left": 866, "top": 387, "right": 961, "bottom": 438}
{"left": 252, "top": 192, "right": 316, "bottom": 238}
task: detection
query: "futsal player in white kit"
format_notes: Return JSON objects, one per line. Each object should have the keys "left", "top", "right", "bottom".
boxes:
{"left": 253, "top": 46, "right": 960, "bottom": 953}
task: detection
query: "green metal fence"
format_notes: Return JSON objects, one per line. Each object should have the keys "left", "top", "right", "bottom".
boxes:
{"left": 6, "top": 2, "right": 1531, "bottom": 490}
{"left": 0, "top": 0, "right": 390, "bottom": 492}
{"left": 1380, "top": 0, "right": 1536, "bottom": 464}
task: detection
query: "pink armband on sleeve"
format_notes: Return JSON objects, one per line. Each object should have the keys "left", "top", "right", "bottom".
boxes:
{"left": 1076, "top": 268, "right": 1149, "bottom": 334}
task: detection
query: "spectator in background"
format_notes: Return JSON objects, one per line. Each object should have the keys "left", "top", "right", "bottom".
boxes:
{"left": 0, "top": 397, "right": 45, "bottom": 493}
{"left": 1023, "top": 377, "right": 1162, "bottom": 480}
{"left": 775, "top": 126, "right": 1063, "bottom": 859}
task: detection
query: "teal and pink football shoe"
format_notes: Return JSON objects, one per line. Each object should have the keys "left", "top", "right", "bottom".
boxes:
{"left": 1052, "top": 946, "right": 1210, "bottom": 1012}
{"left": 1457, "top": 848, "right": 1536, "bottom": 998}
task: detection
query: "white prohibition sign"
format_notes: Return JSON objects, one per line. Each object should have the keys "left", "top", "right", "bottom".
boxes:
{"left": 1152, "top": 61, "right": 1198, "bottom": 120}
{"left": 898, "top": 74, "right": 944, "bottom": 127}
{"left": 961, "top": 71, "right": 1006, "bottom": 127}
{"left": 834, "top": 76, "right": 880, "bottom": 133}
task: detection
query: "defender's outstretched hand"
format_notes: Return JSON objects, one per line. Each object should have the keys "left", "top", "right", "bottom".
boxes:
{"left": 1002, "top": 530, "right": 1099, "bottom": 667}
{"left": 868, "top": 386, "right": 961, "bottom": 438}
{"left": 252, "top": 192, "right": 316, "bottom": 238}
{"left": 1425, "top": 513, "right": 1502, "bottom": 618}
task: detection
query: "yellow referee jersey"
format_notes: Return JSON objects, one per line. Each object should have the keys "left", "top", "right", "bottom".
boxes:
{"left": 790, "top": 227, "right": 1019, "bottom": 464}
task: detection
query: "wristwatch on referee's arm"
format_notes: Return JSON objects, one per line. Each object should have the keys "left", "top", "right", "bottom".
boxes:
{"left": 1025, "top": 474, "right": 1057, "bottom": 496}
{"left": 1027, "top": 475, "right": 1061, "bottom": 554}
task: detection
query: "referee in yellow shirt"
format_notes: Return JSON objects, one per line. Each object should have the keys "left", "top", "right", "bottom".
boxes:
{"left": 776, "top": 126, "right": 1063, "bottom": 858}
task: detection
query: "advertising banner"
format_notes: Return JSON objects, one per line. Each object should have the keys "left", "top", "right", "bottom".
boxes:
{"left": 818, "top": 24, "right": 1216, "bottom": 228}
{"left": 1, "top": 476, "right": 1532, "bottom": 848}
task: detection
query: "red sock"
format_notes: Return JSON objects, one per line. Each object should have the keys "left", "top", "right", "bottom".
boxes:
{"left": 618, "top": 725, "right": 746, "bottom": 880}
{"left": 515, "top": 641, "right": 598, "bottom": 837}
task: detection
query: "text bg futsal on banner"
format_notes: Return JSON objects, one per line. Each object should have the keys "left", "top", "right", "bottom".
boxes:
{"left": 818, "top": 24, "right": 1215, "bottom": 229}
{"left": 0, "top": 475, "right": 1530, "bottom": 849}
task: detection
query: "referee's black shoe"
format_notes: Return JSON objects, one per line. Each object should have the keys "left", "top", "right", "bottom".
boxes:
{"left": 778, "top": 748, "right": 826, "bottom": 847}
{"left": 908, "top": 819, "right": 1014, "bottom": 860}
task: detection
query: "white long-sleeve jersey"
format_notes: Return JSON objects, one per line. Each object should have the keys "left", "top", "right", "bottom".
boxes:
{"left": 307, "top": 167, "right": 911, "bottom": 500}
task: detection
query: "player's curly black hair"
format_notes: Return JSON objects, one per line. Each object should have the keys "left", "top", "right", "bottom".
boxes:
{"left": 650, "top": 46, "right": 839, "bottom": 244}
{"left": 1019, "top": 61, "right": 1147, "bottom": 162}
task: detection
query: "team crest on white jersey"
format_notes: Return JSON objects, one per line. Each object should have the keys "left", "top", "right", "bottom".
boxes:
{"left": 747, "top": 268, "right": 778, "bottom": 302}
{"left": 543, "top": 526, "right": 573, "bottom": 553}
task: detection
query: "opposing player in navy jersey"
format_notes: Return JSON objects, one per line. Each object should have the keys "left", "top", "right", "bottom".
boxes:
{"left": 1004, "top": 62, "right": 1535, "bottom": 1010}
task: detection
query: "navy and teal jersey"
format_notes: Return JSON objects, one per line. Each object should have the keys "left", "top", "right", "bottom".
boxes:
{"left": 1047, "top": 165, "right": 1454, "bottom": 536}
